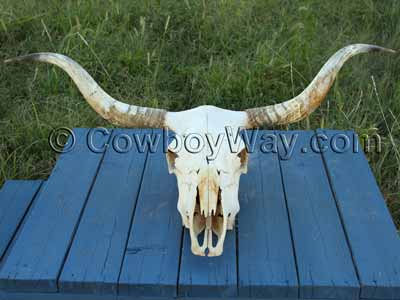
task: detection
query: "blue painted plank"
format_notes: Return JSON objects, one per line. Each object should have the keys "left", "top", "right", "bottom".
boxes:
{"left": 178, "top": 228, "right": 237, "bottom": 298}
{"left": 0, "top": 180, "right": 43, "bottom": 260}
{"left": 0, "top": 290, "right": 365, "bottom": 300}
{"left": 0, "top": 128, "right": 109, "bottom": 292}
{"left": 318, "top": 129, "right": 400, "bottom": 299}
{"left": 58, "top": 129, "right": 150, "bottom": 295}
{"left": 238, "top": 130, "right": 298, "bottom": 298}
{"left": 0, "top": 291, "right": 115, "bottom": 300}
{"left": 277, "top": 130, "right": 359, "bottom": 299}
{"left": 118, "top": 129, "right": 182, "bottom": 298}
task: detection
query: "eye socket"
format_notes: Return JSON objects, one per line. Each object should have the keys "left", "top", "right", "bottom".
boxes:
{"left": 168, "top": 149, "right": 179, "bottom": 158}
{"left": 237, "top": 148, "right": 248, "bottom": 166}
{"left": 196, "top": 169, "right": 200, "bottom": 174}
{"left": 166, "top": 150, "right": 179, "bottom": 173}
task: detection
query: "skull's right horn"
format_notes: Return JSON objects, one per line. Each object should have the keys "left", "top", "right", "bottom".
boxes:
{"left": 245, "top": 44, "right": 396, "bottom": 128}
{"left": 4, "top": 53, "right": 167, "bottom": 128}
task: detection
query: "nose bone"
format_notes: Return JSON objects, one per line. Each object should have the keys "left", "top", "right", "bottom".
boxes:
{"left": 198, "top": 168, "right": 219, "bottom": 217}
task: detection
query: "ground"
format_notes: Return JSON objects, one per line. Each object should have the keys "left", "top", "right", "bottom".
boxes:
{"left": 0, "top": 0, "right": 399, "bottom": 228}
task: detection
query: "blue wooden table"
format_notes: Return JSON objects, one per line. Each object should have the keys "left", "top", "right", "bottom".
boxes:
{"left": 0, "top": 128, "right": 399, "bottom": 300}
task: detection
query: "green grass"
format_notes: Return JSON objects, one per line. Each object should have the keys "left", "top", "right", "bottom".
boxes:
{"left": 0, "top": 0, "right": 399, "bottom": 227}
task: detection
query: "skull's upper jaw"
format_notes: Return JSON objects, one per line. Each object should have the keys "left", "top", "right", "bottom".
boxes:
{"left": 188, "top": 187, "right": 228, "bottom": 257}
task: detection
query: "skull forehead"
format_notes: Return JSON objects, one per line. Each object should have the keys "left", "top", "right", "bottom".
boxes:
{"left": 166, "top": 105, "right": 248, "bottom": 170}
{"left": 166, "top": 105, "right": 248, "bottom": 134}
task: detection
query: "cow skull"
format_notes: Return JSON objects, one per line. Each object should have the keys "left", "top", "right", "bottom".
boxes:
{"left": 5, "top": 44, "right": 395, "bottom": 256}
{"left": 165, "top": 106, "right": 248, "bottom": 256}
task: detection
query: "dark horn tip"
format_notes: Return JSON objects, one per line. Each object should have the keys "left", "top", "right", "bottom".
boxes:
{"left": 383, "top": 47, "right": 397, "bottom": 54}
{"left": 3, "top": 57, "right": 24, "bottom": 64}
{"left": 371, "top": 46, "right": 397, "bottom": 54}
{"left": 3, "top": 54, "right": 42, "bottom": 64}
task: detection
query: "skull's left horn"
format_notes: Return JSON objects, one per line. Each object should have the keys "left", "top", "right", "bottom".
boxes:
{"left": 4, "top": 53, "right": 167, "bottom": 128}
{"left": 245, "top": 44, "right": 396, "bottom": 128}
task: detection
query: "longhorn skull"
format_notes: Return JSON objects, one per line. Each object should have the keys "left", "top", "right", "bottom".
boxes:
{"left": 5, "top": 44, "right": 395, "bottom": 256}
